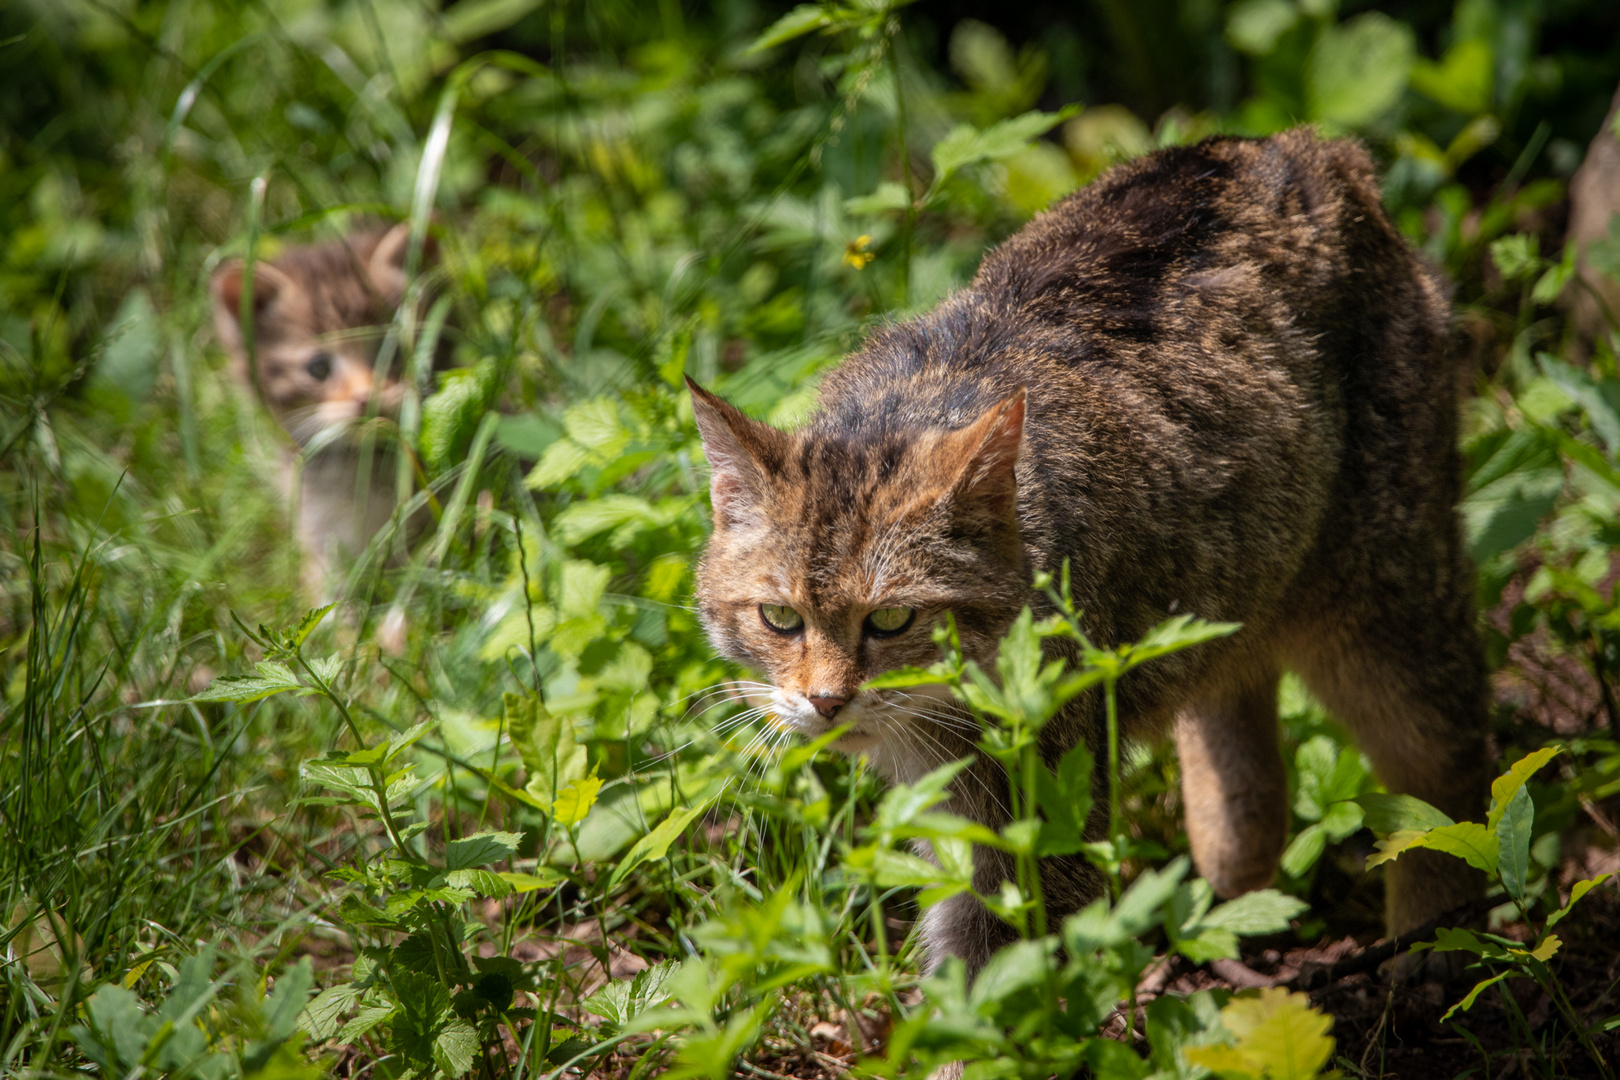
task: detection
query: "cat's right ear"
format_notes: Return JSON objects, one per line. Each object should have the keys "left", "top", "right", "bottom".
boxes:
{"left": 211, "top": 259, "right": 292, "bottom": 350}
{"left": 687, "top": 377, "right": 778, "bottom": 527}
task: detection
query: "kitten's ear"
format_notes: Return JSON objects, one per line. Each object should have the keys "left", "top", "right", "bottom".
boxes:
{"left": 368, "top": 222, "right": 433, "bottom": 301}
{"left": 211, "top": 259, "right": 293, "bottom": 350}
{"left": 940, "top": 389, "right": 1025, "bottom": 521}
{"left": 688, "top": 377, "right": 779, "bottom": 527}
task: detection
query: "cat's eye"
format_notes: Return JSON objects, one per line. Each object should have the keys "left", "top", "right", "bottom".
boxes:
{"left": 759, "top": 603, "right": 804, "bottom": 633}
{"left": 306, "top": 352, "right": 333, "bottom": 381}
{"left": 865, "top": 606, "right": 915, "bottom": 636}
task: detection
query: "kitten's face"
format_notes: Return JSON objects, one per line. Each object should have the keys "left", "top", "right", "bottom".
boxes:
{"left": 690, "top": 381, "right": 1029, "bottom": 763}
{"left": 212, "top": 225, "right": 414, "bottom": 445}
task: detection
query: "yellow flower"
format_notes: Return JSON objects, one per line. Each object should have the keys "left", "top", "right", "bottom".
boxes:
{"left": 843, "top": 234, "right": 874, "bottom": 269}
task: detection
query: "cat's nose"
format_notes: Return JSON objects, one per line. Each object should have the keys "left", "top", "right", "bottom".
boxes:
{"left": 808, "top": 694, "right": 847, "bottom": 719}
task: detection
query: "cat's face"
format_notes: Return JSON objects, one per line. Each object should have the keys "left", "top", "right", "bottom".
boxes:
{"left": 211, "top": 225, "right": 415, "bottom": 445}
{"left": 690, "top": 380, "right": 1030, "bottom": 761}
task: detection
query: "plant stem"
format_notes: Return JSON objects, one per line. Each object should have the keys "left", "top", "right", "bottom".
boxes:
{"left": 889, "top": 19, "right": 914, "bottom": 310}
{"left": 1105, "top": 675, "right": 1122, "bottom": 899}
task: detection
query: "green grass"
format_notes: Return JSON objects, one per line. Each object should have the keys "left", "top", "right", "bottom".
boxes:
{"left": 3, "top": 0, "right": 1620, "bottom": 1077}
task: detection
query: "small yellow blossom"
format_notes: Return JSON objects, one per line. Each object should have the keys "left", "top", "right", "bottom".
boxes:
{"left": 843, "top": 234, "right": 874, "bottom": 269}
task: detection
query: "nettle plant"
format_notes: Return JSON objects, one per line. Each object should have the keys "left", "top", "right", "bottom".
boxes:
{"left": 620, "top": 569, "right": 1338, "bottom": 1080}
{"left": 188, "top": 608, "right": 569, "bottom": 1078}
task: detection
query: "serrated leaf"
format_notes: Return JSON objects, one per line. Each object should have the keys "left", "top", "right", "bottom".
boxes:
{"left": 927, "top": 107, "right": 1079, "bottom": 195}
{"left": 505, "top": 692, "right": 588, "bottom": 807}
{"left": 1487, "top": 747, "right": 1559, "bottom": 833}
{"left": 582, "top": 962, "right": 678, "bottom": 1028}
{"left": 445, "top": 830, "right": 522, "bottom": 870}
{"left": 340, "top": 1003, "right": 394, "bottom": 1041}
{"left": 445, "top": 868, "right": 515, "bottom": 898}
{"left": 1353, "top": 792, "right": 1455, "bottom": 834}
{"left": 190, "top": 662, "right": 307, "bottom": 703}
{"left": 1200, "top": 889, "right": 1309, "bottom": 935}
{"left": 1495, "top": 784, "right": 1533, "bottom": 901}
{"left": 287, "top": 605, "right": 336, "bottom": 647}
{"left": 747, "top": 3, "right": 833, "bottom": 52}
{"left": 433, "top": 1018, "right": 480, "bottom": 1077}
{"left": 552, "top": 774, "right": 603, "bottom": 827}
{"left": 299, "top": 984, "right": 361, "bottom": 1041}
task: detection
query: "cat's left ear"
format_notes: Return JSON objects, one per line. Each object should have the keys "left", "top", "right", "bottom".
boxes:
{"left": 687, "top": 377, "right": 781, "bottom": 528}
{"left": 940, "top": 389, "right": 1025, "bottom": 521}
{"left": 368, "top": 222, "right": 436, "bottom": 301}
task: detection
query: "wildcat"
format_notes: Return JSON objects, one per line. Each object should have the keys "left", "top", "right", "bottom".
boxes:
{"left": 212, "top": 223, "right": 433, "bottom": 606}
{"left": 690, "top": 129, "right": 1488, "bottom": 977}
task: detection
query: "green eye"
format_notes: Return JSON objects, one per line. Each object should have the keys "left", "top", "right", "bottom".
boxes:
{"left": 759, "top": 604, "right": 804, "bottom": 633}
{"left": 865, "top": 606, "right": 915, "bottom": 636}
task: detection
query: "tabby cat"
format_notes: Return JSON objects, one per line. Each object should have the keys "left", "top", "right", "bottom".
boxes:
{"left": 690, "top": 129, "right": 1488, "bottom": 976}
{"left": 212, "top": 223, "right": 429, "bottom": 602}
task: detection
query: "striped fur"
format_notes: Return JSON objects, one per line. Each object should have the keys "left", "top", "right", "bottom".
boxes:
{"left": 692, "top": 129, "right": 1488, "bottom": 975}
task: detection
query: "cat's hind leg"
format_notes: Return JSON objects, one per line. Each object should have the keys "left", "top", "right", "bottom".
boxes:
{"left": 1174, "top": 664, "right": 1290, "bottom": 898}
{"left": 1286, "top": 613, "right": 1489, "bottom": 938}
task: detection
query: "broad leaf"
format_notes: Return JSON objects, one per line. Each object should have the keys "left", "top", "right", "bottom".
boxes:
{"left": 1353, "top": 792, "right": 1454, "bottom": 834}
{"left": 1443, "top": 971, "right": 1517, "bottom": 1022}
{"left": 1186, "top": 987, "right": 1336, "bottom": 1080}
{"left": 607, "top": 802, "right": 711, "bottom": 892}
{"left": 1200, "top": 889, "right": 1309, "bottom": 935}
{"left": 191, "top": 661, "right": 306, "bottom": 703}
{"left": 1487, "top": 746, "right": 1559, "bottom": 833}
{"left": 1494, "top": 784, "right": 1533, "bottom": 901}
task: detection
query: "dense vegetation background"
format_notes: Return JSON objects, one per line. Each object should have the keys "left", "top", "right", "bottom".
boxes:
{"left": 4, "top": 0, "right": 1620, "bottom": 1077}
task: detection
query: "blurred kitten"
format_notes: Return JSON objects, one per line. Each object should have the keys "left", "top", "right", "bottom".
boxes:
{"left": 211, "top": 224, "right": 433, "bottom": 615}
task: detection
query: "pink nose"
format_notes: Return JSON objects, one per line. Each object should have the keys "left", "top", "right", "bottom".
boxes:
{"left": 808, "top": 695, "right": 847, "bottom": 719}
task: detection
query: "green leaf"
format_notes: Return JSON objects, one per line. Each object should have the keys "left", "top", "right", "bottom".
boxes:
{"left": 299, "top": 984, "right": 361, "bottom": 1041}
{"left": 190, "top": 661, "right": 306, "bottom": 703}
{"left": 1495, "top": 784, "right": 1533, "bottom": 902}
{"left": 1487, "top": 746, "right": 1559, "bottom": 833}
{"left": 1539, "top": 355, "right": 1620, "bottom": 455}
{"left": 445, "top": 868, "right": 515, "bottom": 897}
{"left": 607, "top": 801, "right": 711, "bottom": 892}
{"left": 1280, "top": 822, "right": 1328, "bottom": 878}
{"left": 1200, "top": 889, "right": 1309, "bottom": 935}
{"left": 927, "top": 107, "right": 1080, "bottom": 196}
{"left": 1119, "top": 615, "right": 1242, "bottom": 672}
{"left": 1409, "top": 37, "right": 1493, "bottom": 114}
{"left": 1392, "top": 821, "right": 1497, "bottom": 874}
{"left": 1306, "top": 12, "right": 1416, "bottom": 128}
{"left": 1490, "top": 234, "right": 1541, "bottom": 281}
{"left": 287, "top": 605, "right": 336, "bottom": 647}
{"left": 445, "top": 830, "right": 523, "bottom": 870}
{"left": 1547, "top": 873, "right": 1612, "bottom": 929}
{"left": 421, "top": 362, "right": 495, "bottom": 472}
{"left": 260, "top": 959, "right": 314, "bottom": 1041}
{"left": 433, "top": 1018, "right": 481, "bottom": 1078}
{"left": 1442, "top": 972, "right": 1517, "bottom": 1022}
{"left": 1226, "top": 0, "right": 1298, "bottom": 56}
{"left": 1353, "top": 792, "right": 1454, "bottom": 834}
{"left": 583, "top": 962, "right": 678, "bottom": 1028}
{"left": 1186, "top": 987, "right": 1336, "bottom": 1080}
{"left": 552, "top": 774, "right": 603, "bottom": 827}
{"left": 497, "top": 867, "right": 566, "bottom": 893}
{"left": 505, "top": 692, "right": 588, "bottom": 808}
{"left": 747, "top": 4, "right": 834, "bottom": 52}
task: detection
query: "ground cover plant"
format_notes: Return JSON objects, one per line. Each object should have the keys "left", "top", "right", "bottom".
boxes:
{"left": 4, "top": 0, "right": 1620, "bottom": 1076}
